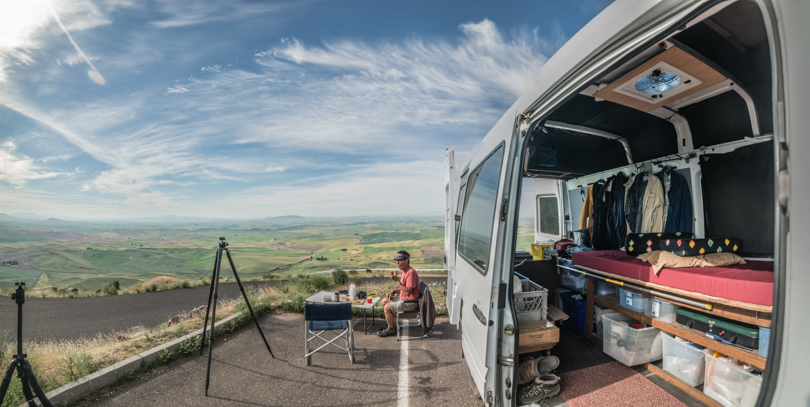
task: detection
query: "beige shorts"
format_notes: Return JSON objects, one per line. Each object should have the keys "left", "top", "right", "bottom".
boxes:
{"left": 389, "top": 293, "right": 419, "bottom": 313}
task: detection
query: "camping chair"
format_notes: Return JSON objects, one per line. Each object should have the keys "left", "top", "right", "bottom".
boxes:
{"left": 304, "top": 303, "right": 354, "bottom": 365}
{"left": 395, "top": 282, "right": 433, "bottom": 341}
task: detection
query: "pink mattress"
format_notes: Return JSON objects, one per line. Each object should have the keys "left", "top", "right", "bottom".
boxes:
{"left": 571, "top": 250, "right": 774, "bottom": 307}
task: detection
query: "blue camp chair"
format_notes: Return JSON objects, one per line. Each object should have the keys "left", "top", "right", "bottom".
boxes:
{"left": 304, "top": 303, "right": 354, "bottom": 366}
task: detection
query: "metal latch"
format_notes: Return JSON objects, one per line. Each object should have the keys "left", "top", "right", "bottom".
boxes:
{"left": 504, "top": 324, "right": 514, "bottom": 336}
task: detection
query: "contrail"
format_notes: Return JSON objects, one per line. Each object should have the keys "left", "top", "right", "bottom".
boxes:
{"left": 40, "top": 0, "right": 115, "bottom": 93}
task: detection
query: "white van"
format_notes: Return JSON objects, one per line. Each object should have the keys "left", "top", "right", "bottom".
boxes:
{"left": 444, "top": 0, "right": 808, "bottom": 405}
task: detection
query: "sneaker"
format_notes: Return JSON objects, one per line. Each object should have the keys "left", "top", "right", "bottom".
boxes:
{"left": 517, "top": 356, "right": 560, "bottom": 384}
{"left": 377, "top": 328, "right": 396, "bottom": 337}
{"left": 517, "top": 381, "right": 561, "bottom": 405}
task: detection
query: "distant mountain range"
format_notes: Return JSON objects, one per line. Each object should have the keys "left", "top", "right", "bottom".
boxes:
{"left": 0, "top": 213, "right": 440, "bottom": 225}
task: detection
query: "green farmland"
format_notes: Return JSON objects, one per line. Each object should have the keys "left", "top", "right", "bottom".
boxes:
{"left": 0, "top": 217, "right": 449, "bottom": 291}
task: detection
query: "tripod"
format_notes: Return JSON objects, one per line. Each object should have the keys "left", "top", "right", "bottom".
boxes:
{"left": 200, "top": 237, "right": 274, "bottom": 396}
{"left": 0, "top": 282, "right": 53, "bottom": 407}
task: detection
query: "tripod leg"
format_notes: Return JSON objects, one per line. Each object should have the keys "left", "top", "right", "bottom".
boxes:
{"left": 19, "top": 367, "right": 36, "bottom": 407}
{"left": 0, "top": 360, "right": 18, "bottom": 403}
{"left": 200, "top": 248, "right": 222, "bottom": 356}
{"left": 204, "top": 263, "right": 221, "bottom": 397}
{"left": 21, "top": 362, "right": 53, "bottom": 407}
{"left": 225, "top": 249, "right": 274, "bottom": 358}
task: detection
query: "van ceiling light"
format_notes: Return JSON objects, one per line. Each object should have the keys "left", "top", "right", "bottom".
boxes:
{"left": 593, "top": 46, "right": 726, "bottom": 113}
{"left": 635, "top": 69, "right": 680, "bottom": 94}
{"left": 613, "top": 61, "right": 701, "bottom": 104}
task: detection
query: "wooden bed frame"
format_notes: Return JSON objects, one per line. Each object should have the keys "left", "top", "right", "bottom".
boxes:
{"left": 573, "top": 265, "right": 771, "bottom": 407}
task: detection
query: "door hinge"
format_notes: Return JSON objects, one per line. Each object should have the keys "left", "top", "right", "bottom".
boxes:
{"left": 500, "top": 198, "right": 508, "bottom": 221}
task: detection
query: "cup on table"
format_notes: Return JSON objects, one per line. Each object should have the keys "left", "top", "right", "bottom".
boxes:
{"left": 367, "top": 297, "right": 372, "bottom": 304}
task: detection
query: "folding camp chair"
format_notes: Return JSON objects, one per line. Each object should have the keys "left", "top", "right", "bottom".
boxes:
{"left": 304, "top": 303, "right": 354, "bottom": 366}
{"left": 395, "top": 302, "right": 422, "bottom": 341}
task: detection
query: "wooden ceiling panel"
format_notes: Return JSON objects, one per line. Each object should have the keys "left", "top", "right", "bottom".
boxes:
{"left": 593, "top": 46, "right": 727, "bottom": 112}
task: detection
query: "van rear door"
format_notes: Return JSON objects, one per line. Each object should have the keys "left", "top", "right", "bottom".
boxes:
{"left": 444, "top": 148, "right": 460, "bottom": 322}
{"left": 455, "top": 142, "right": 508, "bottom": 402}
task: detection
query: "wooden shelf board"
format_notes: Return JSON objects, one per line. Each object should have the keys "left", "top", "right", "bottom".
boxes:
{"left": 594, "top": 296, "right": 766, "bottom": 370}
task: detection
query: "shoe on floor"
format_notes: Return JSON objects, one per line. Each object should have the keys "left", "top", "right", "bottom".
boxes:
{"left": 517, "top": 356, "right": 560, "bottom": 384}
{"left": 377, "top": 328, "right": 396, "bottom": 337}
{"left": 517, "top": 381, "right": 561, "bottom": 405}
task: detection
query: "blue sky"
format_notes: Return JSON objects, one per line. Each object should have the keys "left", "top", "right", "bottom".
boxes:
{"left": 0, "top": 0, "right": 611, "bottom": 220}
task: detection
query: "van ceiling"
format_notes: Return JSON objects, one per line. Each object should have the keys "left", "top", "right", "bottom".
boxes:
{"left": 524, "top": 0, "right": 770, "bottom": 179}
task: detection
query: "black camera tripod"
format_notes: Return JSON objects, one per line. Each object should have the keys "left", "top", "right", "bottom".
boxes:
{"left": 200, "top": 237, "right": 274, "bottom": 396}
{"left": 0, "top": 282, "right": 53, "bottom": 407}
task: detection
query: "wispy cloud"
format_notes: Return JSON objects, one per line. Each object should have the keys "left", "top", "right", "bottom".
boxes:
{"left": 0, "top": 0, "right": 585, "bottom": 219}
{"left": 0, "top": 141, "right": 67, "bottom": 186}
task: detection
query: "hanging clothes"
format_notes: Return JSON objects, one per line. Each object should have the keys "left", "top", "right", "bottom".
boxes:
{"left": 590, "top": 180, "right": 611, "bottom": 249}
{"left": 656, "top": 169, "right": 694, "bottom": 233}
{"left": 640, "top": 172, "right": 665, "bottom": 233}
{"left": 607, "top": 172, "right": 628, "bottom": 248}
{"left": 578, "top": 184, "right": 595, "bottom": 231}
{"left": 624, "top": 173, "right": 647, "bottom": 233}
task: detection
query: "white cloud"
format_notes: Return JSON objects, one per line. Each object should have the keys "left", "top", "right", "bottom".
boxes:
{"left": 0, "top": 141, "right": 66, "bottom": 186}
{"left": 164, "top": 85, "right": 189, "bottom": 94}
{"left": 1, "top": 10, "right": 568, "bottom": 217}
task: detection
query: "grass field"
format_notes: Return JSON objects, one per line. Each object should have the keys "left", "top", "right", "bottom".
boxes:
{"left": 0, "top": 217, "right": 449, "bottom": 291}
{"left": 0, "top": 217, "right": 537, "bottom": 292}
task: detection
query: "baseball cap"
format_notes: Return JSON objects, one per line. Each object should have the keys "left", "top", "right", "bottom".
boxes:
{"left": 394, "top": 253, "right": 410, "bottom": 261}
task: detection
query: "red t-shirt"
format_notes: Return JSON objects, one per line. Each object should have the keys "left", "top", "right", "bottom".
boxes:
{"left": 399, "top": 268, "right": 420, "bottom": 301}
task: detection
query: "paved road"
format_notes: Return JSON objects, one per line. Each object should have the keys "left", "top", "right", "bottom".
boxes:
{"left": 75, "top": 312, "right": 485, "bottom": 407}
{"left": 0, "top": 282, "right": 259, "bottom": 343}
{"left": 0, "top": 278, "right": 445, "bottom": 343}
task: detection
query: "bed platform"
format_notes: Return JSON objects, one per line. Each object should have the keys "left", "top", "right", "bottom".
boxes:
{"left": 572, "top": 250, "right": 774, "bottom": 309}
{"left": 562, "top": 250, "right": 772, "bottom": 406}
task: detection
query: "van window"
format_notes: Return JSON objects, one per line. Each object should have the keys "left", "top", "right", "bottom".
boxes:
{"left": 537, "top": 195, "right": 559, "bottom": 235}
{"left": 458, "top": 145, "right": 504, "bottom": 273}
{"left": 455, "top": 182, "right": 467, "bottom": 243}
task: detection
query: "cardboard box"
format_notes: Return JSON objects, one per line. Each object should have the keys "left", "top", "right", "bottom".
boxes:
{"left": 517, "top": 305, "right": 568, "bottom": 350}
{"left": 519, "top": 319, "right": 559, "bottom": 347}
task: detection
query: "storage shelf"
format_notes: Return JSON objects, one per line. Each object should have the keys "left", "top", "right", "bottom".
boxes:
{"left": 593, "top": 295, "right": 766, "bottom": 369}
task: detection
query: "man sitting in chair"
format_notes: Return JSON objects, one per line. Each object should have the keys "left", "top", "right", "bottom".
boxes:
{"left": 377, "top": 250, "right": 420, "bottom": 337}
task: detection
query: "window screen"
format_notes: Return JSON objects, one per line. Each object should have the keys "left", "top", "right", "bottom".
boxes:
{"left": 538, "top": 196, "right": 559, "bottom": 235}
{"left": 458, "top": 146, "right": 504, "bottom": 274}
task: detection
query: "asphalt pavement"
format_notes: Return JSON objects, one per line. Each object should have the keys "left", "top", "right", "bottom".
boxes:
{"left": 74, "top": 311, "right": 482, "bottom": 407}
{"left": 0, "top": 278, "right": 445, "bottom": 343}
{"left": 0, "top": 282, "right": 265, "bottom": 343}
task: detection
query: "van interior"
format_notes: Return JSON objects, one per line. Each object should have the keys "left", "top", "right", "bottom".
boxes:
{"left": 513, "top": 1, "right": 775, "bottom": 406}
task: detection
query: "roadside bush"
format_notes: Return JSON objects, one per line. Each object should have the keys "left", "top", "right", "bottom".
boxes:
{"left": 295, "top": 274, "right": 330, "bottom": 293}
{"left": 281, "top": 293, "right": 306, "bottom": 313}
{"left": 332, "top": 269, "right": 348, "bottom": 285}
{"left": 55, "top": 350, "right": 100, "bottom": 381}
{"left": 102, "top": 281, "right": 119, "bottom": 296}
{"left": 353, "top": 277, "right": 362, "bottom": 285}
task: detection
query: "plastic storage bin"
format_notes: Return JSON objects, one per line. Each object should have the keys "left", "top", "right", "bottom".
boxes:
{"left": 513, "top": 277, "right": 549, "bottom": 322}
{"left": 560, "top": 265, "right": 586, "bottom": 291}
{"left": 758, "top": 327, "right": 770, "bottom": 358}
{"left": 595, "top": 280, "right": 616, "bottom": 296}
{"left": 602, "top": 313, "right": 664, "bottom": 366}
{"left": 618, "top": 288, "right": 647, "bottom": 313}
{"left": 662, "top": 334, "right": 706, "bottom": 386}
{"left": 703, "top": 350, "right": 763, "bottom": 407}
{"left": 560, "top": 290, "right": 586, "bottom": 333}
{"left": 645, "top": 298, "right": 678, "bottom": 323}
{"left": 555, "top": 288, "right": 572, "bottom": 311}
{"left": 594, "top": 304, "right": 618, "bottom": 337}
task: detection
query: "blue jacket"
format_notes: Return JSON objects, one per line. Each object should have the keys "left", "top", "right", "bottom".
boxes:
{"left": 656, "top": 170, "right": 693, "bottom": 233}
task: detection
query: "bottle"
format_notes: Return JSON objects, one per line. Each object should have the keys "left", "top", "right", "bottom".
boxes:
{"left": 349, "top": 282, "right": 356, "bottom": 300}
